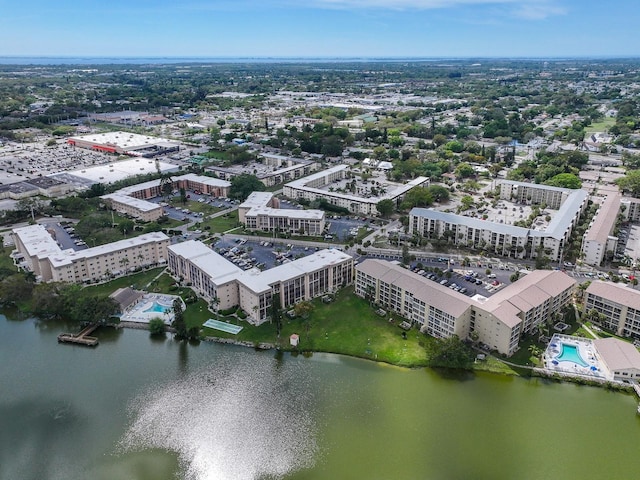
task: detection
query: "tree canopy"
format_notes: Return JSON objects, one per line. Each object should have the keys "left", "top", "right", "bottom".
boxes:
{"left": 616, "top": 170, "right": 640, "bottom": 197}
{"left": 229, "top": 174, "right": 266, "bottom": 201}
{"left": 544, "top": 173, "right": 582, "bottom": 189}
{"left": 376, "top": 199, "right": 395, "bottom": 218}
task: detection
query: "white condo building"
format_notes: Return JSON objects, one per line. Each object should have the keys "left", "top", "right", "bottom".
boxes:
{"left": 238, "top": 192, "right": 325, "bottom": 235}
{"left": 11, "top": 224, "right": 169, "bottom": 283}
{"left": 168, "top": 240, "right": 353, "bottom": 324}
{"left": 584, "top": 281, "right": 640, "bottom": 339}
{"left": 283, "top": 165, "right": 429, "bottom": 215}
{"left": 410, "top": 181, "right": 588, "bottom": 262}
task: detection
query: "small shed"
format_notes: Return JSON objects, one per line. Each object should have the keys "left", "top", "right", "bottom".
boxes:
{"left": 290, "top": 334, "right": 300, "bottom": 347}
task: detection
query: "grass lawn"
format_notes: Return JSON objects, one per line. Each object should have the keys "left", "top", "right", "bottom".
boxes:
{"left": 584, "top": 117, "right": 615, "bottom": 134}
{"left": 196, "top": 287, "right": 428, "bottom": 367}
{"left": 196, "top": 210, "right": 240, "bottom": 233}
{"left": 0, "top": 246, "right": 18, "bottom": 274}
{"left": 168, "top": 198, "right": 219, "bottom": 216}
{"left": 83, "top": 267, "right": 166, "bottom": 297}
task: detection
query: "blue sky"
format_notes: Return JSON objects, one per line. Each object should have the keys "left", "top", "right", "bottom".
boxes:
{"left": 0, "top": 0, "right": 637, "bottom": 58}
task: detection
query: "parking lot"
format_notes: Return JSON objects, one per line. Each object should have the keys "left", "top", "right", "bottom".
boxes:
{"left": 212, "top": 236, "right": 319, "bottom": 270}
{"left": 42, "top": 221, "right": 87, "bottom": 251}
{"left": 147, "top": 192, "right": 238, "bottom": 222}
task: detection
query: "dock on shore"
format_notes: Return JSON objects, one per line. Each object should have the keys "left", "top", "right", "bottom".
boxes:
{"left": 57, "top": 323, "right": 99, "bottom": 347}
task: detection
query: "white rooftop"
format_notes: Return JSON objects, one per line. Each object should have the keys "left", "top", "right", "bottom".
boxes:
{"left": 12, "top": 224, "right": 62, "bottom": 259}
{"left": 69, "top": 131, "right": 180, "bottom": 151}
{"left": 238, "top": 248, "right": 352, "bottom": 293}
{"left": 67, "top": 158, "right": 179, "bottom": 184}
{"left": 169, "top": 241, "right": 351, "bottom": 293}
{"left": 102, "top": 193, "right": 164, "bottom": 212}
{"left": 48, "top": 232, "right": 169, "bottom": 268}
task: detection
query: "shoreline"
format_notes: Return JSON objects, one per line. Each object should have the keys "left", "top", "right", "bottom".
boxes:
{"left": 115, "top": 322, "right": 636, "bottom": 394}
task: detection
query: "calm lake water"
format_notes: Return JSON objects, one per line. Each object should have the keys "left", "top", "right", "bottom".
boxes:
{"left": 1, "top": 313, "right": 640, "bottom": 480}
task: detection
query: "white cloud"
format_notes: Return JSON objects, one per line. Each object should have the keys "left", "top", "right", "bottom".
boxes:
{"left": 511, "top": 1, "right": 568, "bottom": 19}
{"left": 307, "top": 0, "right": 567, "bottom": 19}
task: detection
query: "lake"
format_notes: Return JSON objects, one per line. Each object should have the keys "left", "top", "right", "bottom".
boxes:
{"left": 1, "top": 313, "right": 639, "bottom": 480}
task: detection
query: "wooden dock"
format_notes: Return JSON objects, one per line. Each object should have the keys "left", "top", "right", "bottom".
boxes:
{"left": 57, "top": 323, "right": 99, "bottom": 347}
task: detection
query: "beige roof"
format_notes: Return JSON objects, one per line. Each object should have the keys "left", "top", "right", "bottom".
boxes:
{"left": 594, "top": 337, "right": 640, "bottom": 371}
{"left": 481, "top": 270, "right": 575, "bottom": 329}
{"left": 586, "top": 281, "right": 640, "bottom": 311}
{"left": 584, "top": 192, "right": 621, "bottom": 244}
{"left": 357, "top": 259, "right": 473, "bottom": 318}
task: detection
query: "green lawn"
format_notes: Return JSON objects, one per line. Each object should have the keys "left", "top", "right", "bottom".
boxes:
{"left": 584, "top": 117, "right": 615, "bottom": 134}
{"left": 167, "top": 198, "right": 219, "bottom": 216}
{"left": 83, "top": 267, "right": 166, "bottom": 297}
{"left": 0, "top": 246, "right": 18, "bottom": 276}
{"left": 196, "top": 210, "right": 240, "bottom": 233}
{"left": 195, "top": 287, "right": 429, "bottom": 367}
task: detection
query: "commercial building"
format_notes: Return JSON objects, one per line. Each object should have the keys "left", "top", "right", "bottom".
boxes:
{"left": 584, "top": 281, "right": 640, "bottom": 339}
{"left": 282, "top": 165, "right": 429, "bottom": 215}
{"left": 67, "top": 131, "right": 180, "bottom": 156}
{"left": 410, "top": 181, "right": 588, "bottom": 262}
{"left": 11, "top": 224, "right": 169, "bottom": 283}
{"left": 238, "top": 192, "right": 325, "bottom": 235}
{"left": 168, "top": 241, "right": 353, "bottom": 325}
{"left": 355, "top": 259, "right": 576, "bottom": 356}
{"left": 581, "top": 192, "right": 621, "bottom": 266}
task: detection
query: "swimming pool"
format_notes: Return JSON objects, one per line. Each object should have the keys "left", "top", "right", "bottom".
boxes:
{"left": 143, "top": 302, "right": 172, "bottom": 314}
{"left": 556, "top": 343, "right": 589, "bottom": 368}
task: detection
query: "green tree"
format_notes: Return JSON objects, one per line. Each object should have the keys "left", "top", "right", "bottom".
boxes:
{"left": 460, "top": 195, "right": 474, "bottom": 211}
{"left": 271, "top": 293, "right": 283, "bottom": 338}
{"left": 119, "top": 219, "right": 135, "bottom": 236}
{"left": 425, "top": 335, "right": 474, "bottom": 369}
{"left": 545, "top": 173, "right": 581, "bottom": 189}
{"left": 455, "top": 162, "right": 475, "bottom": 179}
{"left": 426, "top": 184, "right": 450, "bottom": 203}
{"left": 229, "top": 174, "right": 266, "bottom": 201}
{"left": 172, "top": 298, "right": 187, "bottom": 339}
{"left": 293, "top": 300, "right": 314, "bottom": 319}
{"left": 376, "top": 199, "right": 394, "bottom": 218}
{"left": 401, "top": 187, "right": 433, "bottom": 210}
{"left": 616, "top": 170, "right": 640, "bottom": 197}
{"left": 149, "top": 317, "right": 167, "bottom": 336}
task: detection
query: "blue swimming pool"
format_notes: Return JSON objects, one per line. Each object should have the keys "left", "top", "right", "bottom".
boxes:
{"left": 556, "top": 343, "right": 589, "bottom": 367}
{"left": 143, "top": 302, "right": 171, "bottom": 314}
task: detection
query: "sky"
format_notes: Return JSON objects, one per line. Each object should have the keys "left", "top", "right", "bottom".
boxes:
{"left": 0, "top": 0, "right": 637, "bottom": 58}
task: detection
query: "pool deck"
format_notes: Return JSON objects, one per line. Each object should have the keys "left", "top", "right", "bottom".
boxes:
{"left": 119, "top": 293, "right": 184, "bottom": 324}
{"left": 542, "top": 334, "right": 607, "bottom": 380}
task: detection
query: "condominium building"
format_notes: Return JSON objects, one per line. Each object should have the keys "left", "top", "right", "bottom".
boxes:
{"left": 584, "top": 281, "right": 640, "bottom": 339}
{"left": 100, "top": 174, "right": 231, "bottom": 221}
{"left": 499, "top": 180, "right": 572, "bottom": 209}
{"left": 282, "top": 165, "right": 429, "bottom": 215}
{"left": 11, "top": 224, "right": 169, "bottom": 283}
{"left": 168, "top": 240, "right": 353, "bottom": 325}
{"left": 355, "top": 259, "right": 576, "bottom": 356}
{"left": 409, "top": 181, "right": 588, "bottom": 262}
{"left": 355, "top": 260, "right": 473, "bottom": 339}
{"left": 101, "top": 193, "right": 165, "bottom": 222}
{"left": 206, "top": 154, "right": 318, "bottom": 188}
{"left": 476, "top": 269, "right": 576, "bottom": 355}
{"left": 581, "top": 192, "right": 621, "bottom": 266}
{"left": 238, "top": 192, "right": 325, "bottom": 235}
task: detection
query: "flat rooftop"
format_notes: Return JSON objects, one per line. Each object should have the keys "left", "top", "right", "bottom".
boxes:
{"left": 66, "top": 158, "right": 179, "bottom": 184}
